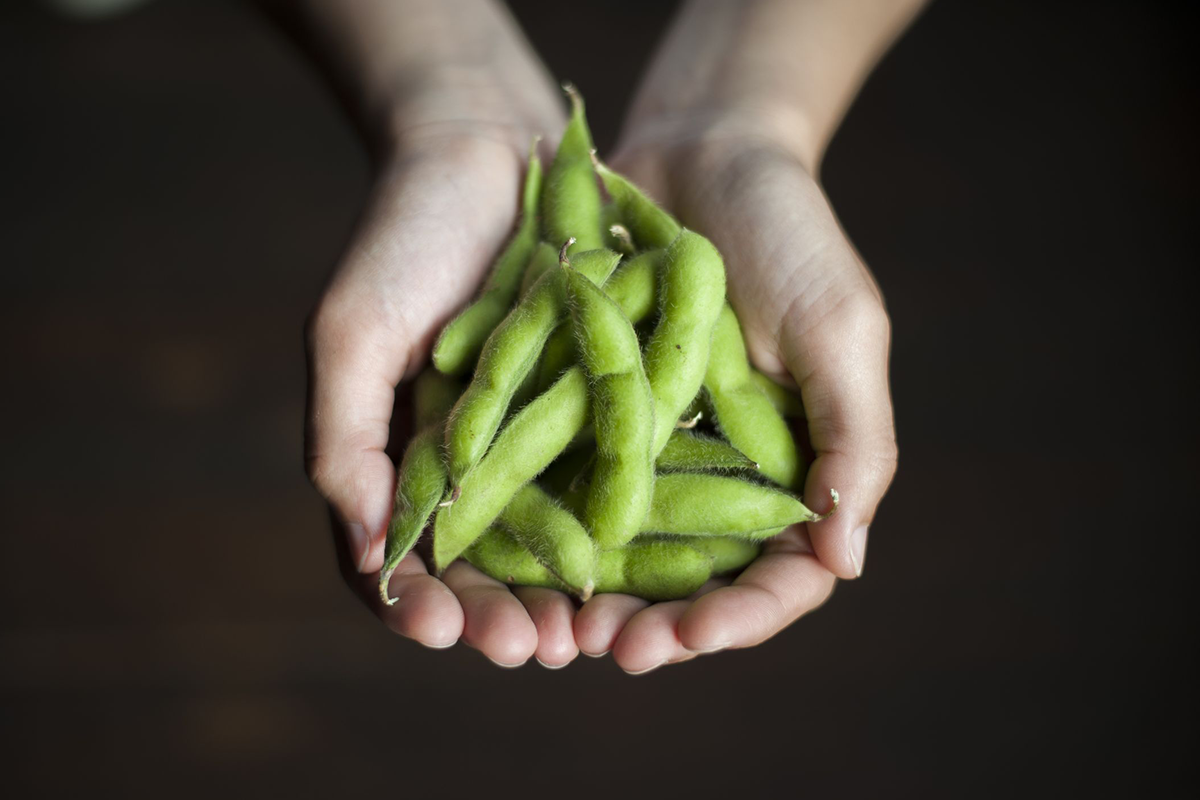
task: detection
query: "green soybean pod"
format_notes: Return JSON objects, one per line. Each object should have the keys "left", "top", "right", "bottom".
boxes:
{"left": 497, "top": 483, "right": 597, "bottom": 598}
{"left": 413, "top": 369, "right": 463, "bottom": 429}
{"left": 542, "top": 85, "right": 603, "bottom": 252}
{"left": 565, "top": 262, "right": 656, "bottom": 549}
{"left": 655, "top": 430, "right": 759, "bottom": 473}
{"left": 378, "top": 426, "right": 448, "bottom": 605}
{"left": 678, "top": 536, "right": 762, "bottom": 575}
{"left": 705, "top": 304, "right": 804, "bottom": 490}
{"left": 751, "top": 369, "right": 805, "bottom": 418}
{"left": 642, "top": 473, "right": 837, "bottom": 538}
{"left": 433, "top": 366, "right": 591, "bottom": 570}
{"left": 594, "top": 539, "right": 712, "bottom": 601}
{"left": 593, "top": 154, "right": 682, "bottom": 250}
{"left": 519, "top": 241, "right": 560, "bottom": 298}
{"left": 534, "top": 248, "right": 663, "bottom": 390}
{"left": 644, "top": 230, "right": 727, "bottom": 456}
{"left": 465, "top": 528, "right": 569, "bottom": 591}
{"left": 444, "top": 246, "right": 620, "bottom": 487}
{"left": 432, "top": 142, "right": 544, "bottom": 376}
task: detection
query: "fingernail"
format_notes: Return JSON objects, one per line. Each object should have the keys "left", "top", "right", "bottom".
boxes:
{"left": 487, "top": 657, "right": 527, "bottom": 669}
{"left": 422, "top": 640, "right": 457, "bottom": 650}
{"left": 580, "top": 650, "right": 609, "bottom": 658}
{"left": 346, "top": 522, "right": 370, "bottom": 572}
{"left": 536, "top": 658, "right": 568, "bottom": 670}
{"left": 624, "top": 661, "right": 664, "bottom": 676}
{"left": 693, "top": 641, "right": 731, "bottom": 654}
{"left": 849, "top": 524, "right": 869, "bottom": 578}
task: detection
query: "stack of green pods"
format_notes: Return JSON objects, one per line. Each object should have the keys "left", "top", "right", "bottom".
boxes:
{"left": 379, "top": 87, "right": 836, "bottom": 605}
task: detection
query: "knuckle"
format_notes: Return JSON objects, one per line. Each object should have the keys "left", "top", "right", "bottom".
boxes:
{"left": 838, "top": 289, "right": 891, "bottom": 344}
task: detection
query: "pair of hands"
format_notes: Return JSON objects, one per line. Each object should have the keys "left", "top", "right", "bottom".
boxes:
{"left": 303, "top": 20, "right": 897, "bottom": 674}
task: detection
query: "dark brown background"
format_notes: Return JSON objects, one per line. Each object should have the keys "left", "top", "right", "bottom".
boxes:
{"left": 1, "top": 1, "right": 1195, "bottom": 796}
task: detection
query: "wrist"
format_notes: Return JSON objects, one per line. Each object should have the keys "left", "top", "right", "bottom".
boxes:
{"left": 614, "top": 99, "right": 824, "bottom": 179}
{"left": 378, "top": 66, "right": 557, "bottom": 160}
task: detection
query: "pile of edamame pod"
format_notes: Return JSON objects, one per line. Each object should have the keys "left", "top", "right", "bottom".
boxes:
{"left": 379, "top": 87, "right": 836, "bottom": 605}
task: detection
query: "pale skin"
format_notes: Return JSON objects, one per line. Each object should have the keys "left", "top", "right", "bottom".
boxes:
{"left": 297, "top": 0, "right": 919, "bottom": 671}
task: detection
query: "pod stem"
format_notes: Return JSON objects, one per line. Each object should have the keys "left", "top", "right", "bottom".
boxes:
{"left": 580, "top": 581, "right": 595, "bottom": 603}
{"left": 438, "top": 484, "right": 462, "bottom": 508}
{"left": 378, "top": 568, "right": 398, "bottom": 606}
{"left": 609, "top": 224, "right": 634, "bottom": 254}
{"left": 558, "top": 237, "right": 576, "bottom": 266}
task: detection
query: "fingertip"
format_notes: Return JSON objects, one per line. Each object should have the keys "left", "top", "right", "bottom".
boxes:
{"left": 574, "top": 593, "right": 648, "bottom": 657}
{"left": 380, "top": 572, "right": 464, "bottom": 648}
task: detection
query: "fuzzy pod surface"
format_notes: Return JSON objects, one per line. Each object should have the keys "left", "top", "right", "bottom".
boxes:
{"left": 642, "top": 473, "right": 827, "bottom": 537}
{"left": 644, "top": 230, "right": 727, "bottom": 457}
{"left": 704, "top": 304, "right": 804, "bottom": 490}
{"left": 434, "top": 366, "right": 591, "bottom": 570}
{"left": 444, "top": 248, "right": 620, "bottom": 486}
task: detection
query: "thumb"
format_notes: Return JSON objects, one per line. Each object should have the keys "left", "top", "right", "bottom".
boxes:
{"left": 304, "top": 295, "right": 409, "bottom": 575}
{"left": 783, "top": 289, "right": 897, "bottom": 580}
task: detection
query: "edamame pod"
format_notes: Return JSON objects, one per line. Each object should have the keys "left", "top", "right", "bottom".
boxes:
{"left": 594, "top": 539, "right": 712, "bottom": 601}
{"left": 705, "top": 304, "right": 804, "bottom": 490}
{"left": 379, "top": 426, "right": 448, "bottom": 605}
{"left": 642, "top": 473, "right": 837, "bottom": 538}
{"left": 535, "top": 249, "right": 663, "bottom": 390}
{"left": 565, "top": 261, "right": 656, "bottom": 549}
{"left": 644, "top": 230, "right": 727, "bottom": 456}
{"left": 677, "top": 535, "right": 762, "bottom": 574}
{"left": 593, "top": 154, "right": 682, "bottom": 250}
{"left": 751, "top": 369, "right": 805, "bottom": 418}
{"left": 542, "top": 86, "right": 603, "bottom": 252}
{"left": 497, "top": 483, "right": 597, "bottom": 598}
{"left": 445, "top": 247, "right": 620, "bottom": 487}
{"left": 413, "top": 369, "right": 463, "bottom": 429}
{"left": 434, "top": 367, "right": 591, "bottom": 570}
{"left": 432, "top": 142, "right": 544, "bottom": 375}
{"left": 465, "top": 528, "right": 569, "bottom": 591}
{"left": 655, "top": 430, "right": 758, "bottom": 473}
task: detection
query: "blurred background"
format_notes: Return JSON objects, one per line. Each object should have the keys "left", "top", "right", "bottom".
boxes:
{"left": 1, "top": 0, "right": 1194, "bottom": 796}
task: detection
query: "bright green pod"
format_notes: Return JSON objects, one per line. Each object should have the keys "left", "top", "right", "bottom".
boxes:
{"left": 497, "top": 483, "right": 598, "bottom": 597}
{"left": 465, "top": 528, "right": 568, "bottom": 591}
{"left": 602, "top": 249, "right": 662, "bottom": 327}
{"left": 644, "top": 230, "right": 727, "bottom": 456}
{"left": 379, "top": 426, "right": 448, "bottom": 604}
{"left": 705, "top": 304, "right": 804, "bottom": 490}
{"left": 432, "top": 143, "right": 544, "bottom": 375}
{"left": 655, "top": 430, "right": 758, "bottom": 473}
{"left": 433, "top": 367, "right": 591, "bottom": 570}
{"left": 519, "top": 242, "right": 560, "bottom": 298}
{"left": 413, "top": 369, "right": 463, "bottom": 430}
{"left": 676, "top": 535, "right": 762, "bottom": 575}
{"left": 594, "top": 539, "right": 712, "bottom": 601}
{"left": 594, "top": 156, "right": 682, "bottom": 250}
{"left": 542, "top": 86, "right": 603, "bottom": 252}
{"left": 751, "top": 369, "right": 805, "bottom": 418}
{"left": 642, "top": 473, "right": 836, "bottom": 538}
{"left": 535, "top": 249, "right": 662, "bottom": 390}
{"left": 444, "top": 248, "right": 620, "bottom": 487}
{"left": 565, "top": 263, "right": 656, "bottom": 549}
